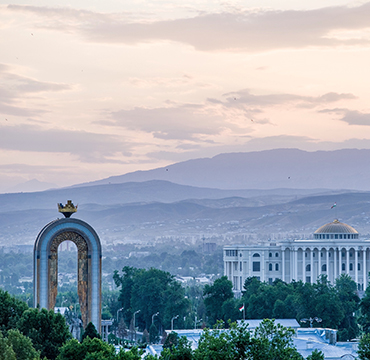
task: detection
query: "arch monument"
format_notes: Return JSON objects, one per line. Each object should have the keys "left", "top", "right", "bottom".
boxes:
{"left": 33, "top": 201, "right": 102, "bottom": 332}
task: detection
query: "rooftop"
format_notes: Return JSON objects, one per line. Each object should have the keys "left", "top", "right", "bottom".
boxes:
{"left": 314, "top": 219, "right": 358, "bottom": 235}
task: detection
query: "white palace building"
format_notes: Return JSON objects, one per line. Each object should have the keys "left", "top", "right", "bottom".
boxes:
{"left": 224, "top": 219, "right": 370, "bottom": 293}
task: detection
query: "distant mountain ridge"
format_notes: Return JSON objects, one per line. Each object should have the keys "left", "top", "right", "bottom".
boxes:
{"left": 72, "top": 148, "right": 370, "bottom": 191}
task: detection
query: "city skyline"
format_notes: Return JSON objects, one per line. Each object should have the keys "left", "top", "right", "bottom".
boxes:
{"left": 1, "top": 0, "right": 370, "bottom": 191}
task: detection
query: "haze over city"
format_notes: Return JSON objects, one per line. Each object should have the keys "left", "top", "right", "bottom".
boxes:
{"left": 1, "top": 0, "right": 370, "bottom": 192}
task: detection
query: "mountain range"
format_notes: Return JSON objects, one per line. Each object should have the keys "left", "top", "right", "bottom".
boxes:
{"left": 73, "top": 148, "right": 370, "bottom": 191}
{"left": 2, "top": 148, "right": 370, "bottom": 246}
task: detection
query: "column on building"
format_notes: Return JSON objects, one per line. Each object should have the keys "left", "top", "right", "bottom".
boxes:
{"left": 326, "top": 248, "right": 329, "bottom": 282}
{"left": 310, "top": 248, "right": 314, "bottom": 284}
{"left": 355, "top": 248, "right": 358, "bottom": 287}
{"left": 261, "top": 251, "right": 265, "bottom": 283}
{"left": 282, "top": 248, "right": 285, "bottom": 282}
{"left": 346, "top": 248, "right": 350, "bottom": 275}
{"left": 334, "top": 248, "right": 337, "bottom": 281}
{"left": 249, "top": 251, "right": 252, "bottom": 277}
{"left": 318, "top": 247, "right": 322, "bottom": 279}
{"left": 303, "top": 248, "right": 306, "bottom": 283}
{"left": 363, "top": 248, "right": 367, "bottom": 291}
{"left": 289, "top": 248, "right": 293, "bottom": 282}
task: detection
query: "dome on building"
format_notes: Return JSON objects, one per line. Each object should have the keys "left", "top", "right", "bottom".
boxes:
{"left": 314, "top": 219, "right": 358, "bottom": 240}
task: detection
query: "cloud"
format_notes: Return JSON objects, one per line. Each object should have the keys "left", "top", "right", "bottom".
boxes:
{"left": 319, "top": 108, "right": 370, "bottom": 126}
{"left": 8, "top": 3, "right": 370, "bottom": 52}
{"left": 0, "top": 124, "right": 131, "bottom": 163}
{"left": 102, "top": 88, "right": 357, "bottom": 140}
{"left": 108, "top": 104, "right": 231, "bottom": 140}
{"left": 0, "top": 64, "right": 71, "bottom": 117}
{"left": 223, "top": 90, "right": 357, "bottom": 108}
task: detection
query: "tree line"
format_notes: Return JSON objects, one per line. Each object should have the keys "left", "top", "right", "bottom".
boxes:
{"left": 5, "top": 263, "right": 370, "bottom": 359}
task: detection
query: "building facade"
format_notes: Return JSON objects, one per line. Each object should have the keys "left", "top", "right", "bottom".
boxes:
{"left": 224, "top": 219, "right": 369, "bottom": 293}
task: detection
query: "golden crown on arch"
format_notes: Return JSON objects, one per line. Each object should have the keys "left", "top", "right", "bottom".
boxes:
{"left": 58, "top": 200, "right": 78, "bottom": 218}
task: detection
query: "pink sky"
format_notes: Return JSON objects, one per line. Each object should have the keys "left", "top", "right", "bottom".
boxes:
{"left": 1, "top": 0, "right": 370, "bottom": 191}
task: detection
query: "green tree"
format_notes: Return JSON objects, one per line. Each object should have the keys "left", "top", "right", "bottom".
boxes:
{"left": 82, "top": 322, "right": 101, "bottom": 341}
{"left": 0, "top": 332, "right": 16, "bottom": 360}
{"left": 360, "top": 281, "right": 370, "bottom": 333}
{"left": 358, "top": 333, "right": 370, "bottom": 360}
{"left": 163, "top": 332, "right": 179, "bottom": 349}
{"left": 160, "top": 336, "right": 193, "bottom": 360}
{"left": 149, "top": 323, "right": 159, "bottom": 344}
{"left": 17, "top": 307, "right": 71, "bottom": 360}
{"left": 0, "top": 288, "right": 28, "bottom": 331}
{"left": 114, "top": 267, "right": 190, "bottom": 331}
{"left": 116, "top": 346, "right": 144, "bottom": 360}
{"left": 306, "top": 349, "right": 325, "bottom": 360}
{"left": 7, "top": 329, "right": 40, "bottom": 360}
{"left": 203, "top": 276, "right": 234, "bottom": 325}
{"left": 335, "top": 274, "right": 360, "bottom": 341}
{"left": 247, "top": 319, "right": 303, "bottom": 360}
{"left": 57, "top": 337, "right": 116, "bottom": 360}
{"left": 194, "top": 321, "right": 250, "bottom": 360}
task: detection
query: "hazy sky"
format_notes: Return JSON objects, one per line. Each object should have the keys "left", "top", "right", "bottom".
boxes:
{"left": 1, "top": 0, "right": 370, "bottom": 191}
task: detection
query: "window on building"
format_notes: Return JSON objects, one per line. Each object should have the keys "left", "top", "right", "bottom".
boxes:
{"left": 322, "top": 264, "right": 327, "bottom": 272}
{"left": 275, "top": 252, "right": 279, "bottom": 257}
{"left": 350, "top": 263, "right": 353, "bottom": 271}
{"left": 321, "top": 252, "right": 323, "bottom": 257}
{"left": 253, "top": 253, "right": 260, "bottom": 257}
{"left": 305, "top": 252, "right": 308, "bottom": 258}
{"left": 275, "top": 263, "right": 279, "bottom": 271}
{"left": 358, "top": 263, "right": 361, "bottom": 271}
{"left": 306, "top": 276, "right": 311, "bottom": 283}
{"left": 339, "top": 234, "right": 343, "bottom": 239}
{"left": 306, "top": 264, "right": 311, "bottom": 272}
{"left": 335, "top": 234, "right": 338, "bottom": 239}
{"left": 269, "top": 263, "right": 273, "bottom": 271}
{"left": 350, "top": 252, "right": 353, "bottom": 257}
{"left": 226, "top": 250, "right": 238, "bottom": 257}
{"left": 234, "top": 262, "right": 238, "bottom": 271}
{"left": 253, "top": 262, "right": 260, "bottom": 272}
{"left": 268, "top": 278, "right": 273, "bottom": 285}
{"left": 342, "top": 263, "right": 346, "bottom": 271}
{"left": 240, "top": 262, "right": 242, "bottom": 272}
{"left": 313, "top": 253, "right": 315, "bottom": 257}
{"left": 269, "top": 252, "right": 272, "bottom": 257}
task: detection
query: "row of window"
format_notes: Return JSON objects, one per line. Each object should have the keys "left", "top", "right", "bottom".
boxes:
{"left": 314, "top": 234, "right": 359, "bottom": 239}
{"left": 253, "top": 262, "right": 280, "bottom": 272}
{"left": 227, "top": 250, "right": 362, "bottom": 258}
{"left": 306, "top": 251, "right": 361, "bottom": 258}
{"left": 305, "top": 263, "right": 361, "bottom": 272}
{"left": 225, "top": 250, "right": 238, "bottom": 256}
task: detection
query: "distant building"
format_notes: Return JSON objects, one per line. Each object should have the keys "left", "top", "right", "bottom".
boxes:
{"left": 203, "top": 242, "right": 216, "bottom": 253}
{"left": 224, "top": 219, "right": 369, "bottom": 293}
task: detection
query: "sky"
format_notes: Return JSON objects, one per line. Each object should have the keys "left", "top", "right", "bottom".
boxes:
{"left": 1, "top": 0, "right": 370, "bottom": 191}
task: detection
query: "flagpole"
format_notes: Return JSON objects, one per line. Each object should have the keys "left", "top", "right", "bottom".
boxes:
{"left": 243, "top": 303, "right": 245, "bottom": 320}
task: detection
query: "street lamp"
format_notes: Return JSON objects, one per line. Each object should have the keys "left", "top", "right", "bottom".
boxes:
{"left": 171, "top": 315, "right": 179, "bottom": 331}
{"left": 117, "top": 308, "right": 123, "bottom": 324}
{"left": 116, "top": 308, "right": 123, "bottom": 339}
{"left": 300, "top": 317, "right": 322, "bottom": 328}
{"left": 133, "top": 310, "right": 140, "bottom": 342}
{"left": 152, "top": 312, "right": 159, "bottom": 325}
